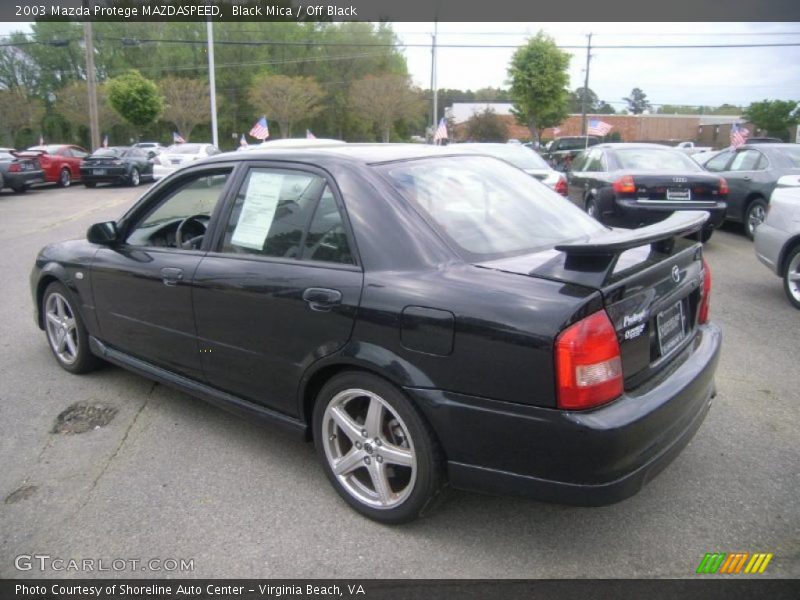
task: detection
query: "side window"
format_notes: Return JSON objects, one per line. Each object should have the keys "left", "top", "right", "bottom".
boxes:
{"left": 126, "top": 169, "right": 232, "bottom": 248}
{"left": 704, "top": 150, "right": 732, "bottom": 172}
{"left": 221, "top": 168, "right": 325, "bottom": 258}
{"left": 302, "top": 186, "right": 354, "bottom": 264}
{"left": 69, "top": 148, "right": 89, "bottom": 159}
{"left": 729, "top": 150, "right": 761, "bottom": 171}
{"left": 583, "top": 149, "right": 604, "bottom": 172}
{"left": 570, "top": 152, "right": 588, "bottom": 172}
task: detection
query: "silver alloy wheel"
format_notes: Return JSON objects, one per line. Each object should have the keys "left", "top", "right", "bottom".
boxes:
{"left": 45, "top": 292, "right": 79, "bottom": 365}
{"left": 60, "top": 168, "right": 71, "bottom": 187}
{"left": 587, "top": 200, "right": 597, "bottom": 218}
{"left": 747, "top": 203, "right": 765, "bottom": 236}
{"left": 787, "top": 252, "right": 800, "bottom": 304}
{"left": 130, "top": 168, "right": 140, "bottom": 186}
{"left": 321, "top": 388, "right": 417, "bottom": 509}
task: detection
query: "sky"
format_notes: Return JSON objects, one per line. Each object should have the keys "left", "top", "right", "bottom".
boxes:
{"left": 1, "top": 21, "right": 799, "bottom": 110}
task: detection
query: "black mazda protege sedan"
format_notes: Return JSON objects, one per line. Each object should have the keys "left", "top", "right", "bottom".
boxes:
{"left": 30, "top": 144, "right": 721, "bottom": 523}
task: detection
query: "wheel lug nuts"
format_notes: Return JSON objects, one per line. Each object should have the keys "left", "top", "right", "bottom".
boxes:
{"left": 355, "top": 442, "right": 362, "bottom": 449}
{"left": 376, "top": 456, "right": 383, "bottom": 463}
{"left": 329, "top": 434, "right": 336, "bottom": 441}
{"left": 364, "top": 456, "right": 371, "bottom": 465}
{"left": 361, "top": 429, "right": 368, "bottom": 437}
{"left": 375, "top": 439, "right": 382, "bottom": 446}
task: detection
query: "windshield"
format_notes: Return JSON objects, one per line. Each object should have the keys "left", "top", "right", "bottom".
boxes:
{"left": 381, "top": 156, "right": 605, "bottom": 260}
{"left": 457, "top": 144, "right": 550, "bottom": 171}
{"left": 612, "top": 148, "right": 703, "bottom": 171}
{"left": 165, "top": 144, "right": 203, "bottom": 155}
{"left": 91, "top": 147, "right": 127, "bottom": 157}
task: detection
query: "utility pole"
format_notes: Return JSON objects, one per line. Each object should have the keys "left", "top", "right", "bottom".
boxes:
{"left": 207, "top": 19, "right": 219, "bottom": 148}
{"left": 580, "top": 33, "right": 593, "bottom": 140}
{"left": 430, "top": 20, "right": 438, "bottom": 140}
{"left": 83, "top": 21, "right": 100, "bottom": 150}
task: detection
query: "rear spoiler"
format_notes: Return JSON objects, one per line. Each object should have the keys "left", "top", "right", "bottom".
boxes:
{"left": 538, "top": 212, "right": 708, "bottom": 287}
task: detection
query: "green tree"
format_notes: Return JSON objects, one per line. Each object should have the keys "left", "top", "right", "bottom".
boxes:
{"left": 107, "top": 70, "right": 163, "bottom": 130}
{"left": 54, "top": 81, "right": 120, "bottom": 136}
{"left": 568, "top": 86, "right": 599, "bottom": 113}
{"left": 744, "top": 100, "right": 799, "bottom": 139}
{"left": 596, "top": 101, "right": 616, "bottom": 114}
{"left": 0, "top": 87, "right": 45, "bottom": 146}
{"left": 248, "top": 74, "right": 323, "bottom": 138}
{"left": 623, "top": 87, "right": 651, "bottom": 115}
{"left": 507, "top": 32, "right": 571, "bottom": 143}
{"left": 464, "top": 108, "right": 508, "bottom": 142}
{"left": 160, "top": 76, "right": 210, "bottom": 141}
{"left": 349, "top": 74, "right": 424, "bottom": 142}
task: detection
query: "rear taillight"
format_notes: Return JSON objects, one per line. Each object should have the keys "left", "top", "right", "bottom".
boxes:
{"left": 554, "top": 174, "right": 568, "bottom": 196}
{"left": 555, "top": 310, "right": 623, "bottom": 410}
{"left": 8, "top": 163, "right": 21, "bottom": 173}
{"left": 613, "top": 175, "right": 636, "bottom": 194}
{"left": 718, "top": 177, "right": 729, "bottom": 196}
{"left": 698, "top": 258, "right": 712, "bottom": 324}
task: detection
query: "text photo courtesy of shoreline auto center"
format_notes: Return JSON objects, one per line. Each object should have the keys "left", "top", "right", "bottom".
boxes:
{"left": 0, "top": 0, "right": 799, "bottom": 598}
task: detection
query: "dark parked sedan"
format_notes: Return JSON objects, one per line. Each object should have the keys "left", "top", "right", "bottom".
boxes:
{"left": 700, "top": 143, "right": 800, "bottom": 239}
{"left": 0, "top": 150, "right": 44, "bottom": 193}
{"left": 80, "top": 146, "right": 155, "bottom": 187}
{"left": 567, "top": 143, "right": 728, "bottom": 242}
{"left": 31, "top": 145, "right": 720, "bottom": 523}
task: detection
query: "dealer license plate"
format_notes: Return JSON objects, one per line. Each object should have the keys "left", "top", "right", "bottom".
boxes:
{"left": 666, "top": 188, "right": 691, "bottom": 201}
{"left": 656, "top": 300, "right": 686, "bottom": 356}
{"left": 94, "top": 169, "right": 106, "bottom": 175}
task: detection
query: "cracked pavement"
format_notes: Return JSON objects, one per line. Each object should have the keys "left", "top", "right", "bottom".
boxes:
{"left": 0, "top": 183, "right": 798, "bottom": 579}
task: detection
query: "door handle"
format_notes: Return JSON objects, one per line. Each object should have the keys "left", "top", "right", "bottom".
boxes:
{"left": 302, "top": 287, "right": 342, "bottom": 311}
{"left": 742, "top": 175, "right": 752, "bottom": 181}
{"left": 161, "top": 267, "right": 184, "bottom": 286}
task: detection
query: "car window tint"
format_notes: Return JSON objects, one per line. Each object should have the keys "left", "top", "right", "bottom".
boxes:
{"left": 704, "top": 150, "right": 732, "bottom": 172}
{"left": 70, "top": 148, "right": 89, "bottom": 159}
{"left": 302, "top": 186, "right": 353, "bottom": 264}
{"left": 570, "top": 152, "right": 588, "bottom": 172}
{"left": 754, "top": 152, "right": 769, "bottom": 170}
{"left": 583, "top": 149, "right": 604, "bottom": 172}
{"left": 126, "top": 170, "right": 232, "bottom": 247}
{"left": 221, "top": 168, "right": 325, "bottom": 259}
{"left": 730, "top": 150, "right": 761, "bottom": 171}
{"left": 612, "top": 148, "right": 701, "bottom": 171}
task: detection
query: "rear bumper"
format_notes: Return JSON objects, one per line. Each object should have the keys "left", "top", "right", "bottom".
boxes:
{"left": 153, "top": 164, "right": 180, "bottom": 180}
{"left": 754, "top": 222, "right": 789, "bottom": 276}
{"left": 3, "top": 170, "right": 45, "bottom": 188}
{"left": 614, "top": 199, "right": 726, "bottom": 229}
{"left": 408, "top": 323, "right": 721, "bottom": 506}
{"left": 80, "top": 167, "right": 129, "bottom": 183}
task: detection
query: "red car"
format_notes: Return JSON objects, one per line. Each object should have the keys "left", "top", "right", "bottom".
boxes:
{"left": 25, "top": 144, "right": 89, "bottom": 187}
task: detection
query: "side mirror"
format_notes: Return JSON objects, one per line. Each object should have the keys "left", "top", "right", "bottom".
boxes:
{"left": 147, "top": 150, "right": 156, "bottom": 159}
{"left": 87, "top": 221, "right": 119, "bottom": 245}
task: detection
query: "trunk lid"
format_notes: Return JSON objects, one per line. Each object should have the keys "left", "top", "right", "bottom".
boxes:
{"left": 475, "top": 212, "right": 708, "bottom": 387}
{"left": 619, "top": 170, "right": 725, "bottom": 203}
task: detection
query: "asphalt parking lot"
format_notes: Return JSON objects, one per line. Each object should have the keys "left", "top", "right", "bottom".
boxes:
{"left": 0, "top": 183, "right": 798, "bottom": 579}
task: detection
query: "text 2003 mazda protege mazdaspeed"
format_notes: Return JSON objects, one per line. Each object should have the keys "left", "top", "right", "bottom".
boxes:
{"left": 30, "top": 145, "right": 720, "bottom": 523}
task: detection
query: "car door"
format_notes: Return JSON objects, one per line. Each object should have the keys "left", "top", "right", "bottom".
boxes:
{"left": 568, "top": 148, "right": 606, "bottom": 210}
{"left": 718, "top": 149, "right": 771, "bottom": 221}
{"left": 91, "top": 166, "right": 235, "bottom": 380}
{"left": 191, "top": 164, "right": 363, "bottom": 416}
{"left": 68, "top": 146, "right": 89, "bottom": 180}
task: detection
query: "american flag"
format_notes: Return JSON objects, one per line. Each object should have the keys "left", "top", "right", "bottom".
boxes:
{"left": 102, "top": 134, "right": 108, "bottom": 148}
{"left": 587, "top": 119, "right": 613, "bottom": 136}
{"left": 433, "top": 118, "right": 448, "bottom": 144}
{"left": 306, "top": 129, "right": 316, "bottom": 139}
{"left": 249, "top": 116, "right": 269, "bottom": 140}
{"left": 730, "top": 123, "right": 749, "bottom": 148}
{"left": 173, "top": 131, "right": 185, "bottom": 144}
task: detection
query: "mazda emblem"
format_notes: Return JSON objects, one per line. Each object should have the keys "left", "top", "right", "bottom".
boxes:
{"left": 671, "top": 265, "right": 681, "bottom": 283}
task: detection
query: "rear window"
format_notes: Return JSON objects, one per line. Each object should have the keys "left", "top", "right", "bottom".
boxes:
{"left": 456, "top": 144, "right": 551, "bottom": 170}
{"left": 166, "top": 144, "right": 204, "bottom": 154}
{"left": 612, "top": 148, "right": 702, "bottom": 171}
{"left": 381, "top": 156, "right": 605, "bottom": 260}
{"left": 556, "top": 138, "right": 598, "bottom": 151}
{"left": 91, "top": 148, "right": 126, "bottom": 157}
{"left": 774, "top": 146, "right": 800, "bottom": 168}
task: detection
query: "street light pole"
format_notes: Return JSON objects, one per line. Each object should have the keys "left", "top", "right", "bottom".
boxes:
{"left": 581, "top": 33, "right": 593, "bottom": 140}
{"left": 430, "top": 20, "right": 438, "bottom": 138}
{"left": 207, "top": 19, "right": 219, "bottom": 148}
{"left": 83, "top": 21, "right": 100, "bottom": 150}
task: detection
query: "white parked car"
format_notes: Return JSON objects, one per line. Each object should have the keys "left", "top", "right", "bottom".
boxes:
{"left": 153, "top": 143, "right": 221, "bottom": 180}
{"left": 754, "top": 174, "right": 800, "bottom": 309}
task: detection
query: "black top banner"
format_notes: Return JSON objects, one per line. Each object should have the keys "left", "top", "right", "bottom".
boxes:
{"left": 4, "top": 0, "right": 800, "bottom": 22}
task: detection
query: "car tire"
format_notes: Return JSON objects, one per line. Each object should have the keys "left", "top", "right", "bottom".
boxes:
{"left": 783, "top": 245, "right": 800, "bottom": 310}
{"left": 42, "top": 282, "right": 101, "bottom": 374}
{"left": 586, "top": 197, "right": 600, "bottom": 220}
{"left": 129, "top": 168, "right": 140, "bottom": 187}
{"left": 744, "top": 198, "right": 767, "bottom": 240}
{"left": 313, "top": 371, "right": 447, "bottom": 524}
{"left": 700, "top": 227, "right": 714, "bottom": 243}
{"left": 58, "top": 168, "right": 71, "bottom": 188}
{"left": 84, "top": 182, "right": 97, "bottom": 188}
